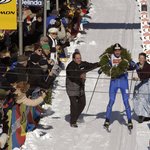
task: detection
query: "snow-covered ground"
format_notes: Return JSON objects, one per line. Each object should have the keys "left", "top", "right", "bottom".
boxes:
{"left": 22, "top": 0, "right": 150, "bottom": 150}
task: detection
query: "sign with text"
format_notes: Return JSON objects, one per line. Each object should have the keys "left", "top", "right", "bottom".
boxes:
{"left": 22, "top": 0, "right": 43, "bottom": 6}
{"left": 0, "top": 0, "right": 17, "bottom": 29}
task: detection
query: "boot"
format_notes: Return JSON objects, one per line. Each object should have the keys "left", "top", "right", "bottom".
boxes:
{"left": 104, "top": 118, "right": 110, "bottom": 129}
{"left": 70, "top": 123, "right": 78, "bottom": 128}
{"left": 138, "top": 116, "right": 145, "bottom": 123}
{"left": 128, "top": 120, "right": 133, "bottom": 130}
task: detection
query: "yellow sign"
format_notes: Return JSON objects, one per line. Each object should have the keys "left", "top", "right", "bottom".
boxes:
{"left": 0, "top": 0, "right": 17, "bottom": 30}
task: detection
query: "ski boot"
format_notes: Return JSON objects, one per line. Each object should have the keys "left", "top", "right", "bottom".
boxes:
{"left": 138, "top": 116, "right": 144, "bottom": 123}
{"left": 104, "top": 119, "right": 111, "bottom": 132}
{"left": 128, "top": 120, "right": 133, "bottom": 134}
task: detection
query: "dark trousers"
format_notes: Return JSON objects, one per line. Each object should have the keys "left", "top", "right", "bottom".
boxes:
{"left": 69, "top": 94, "right": 86, "bottom": 124}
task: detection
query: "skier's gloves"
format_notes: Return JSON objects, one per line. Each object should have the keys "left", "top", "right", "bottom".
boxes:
{"left": 98, "top": 68, "right": 102, "bottom": 75}
{"left": 130, "top": 60, "right": 136, "bottom": 69}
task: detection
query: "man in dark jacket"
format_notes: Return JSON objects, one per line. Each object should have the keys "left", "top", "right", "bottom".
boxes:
{"left": 66, "top": 51, "right": 100, "bottom": 127}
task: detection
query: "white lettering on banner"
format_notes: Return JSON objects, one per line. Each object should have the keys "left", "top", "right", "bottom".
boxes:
{"left": 22, "top": 0, "right": 42, "bottom": 6}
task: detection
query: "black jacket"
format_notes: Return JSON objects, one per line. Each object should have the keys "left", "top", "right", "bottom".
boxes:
{"left": 28, "top": 62, "right": 54, "bottom": 91}
{"left": 14, "top": 63, "right": 28, "bottom": 82}
{"left": 66, "top": 61, "right": 99, "bottom": 96}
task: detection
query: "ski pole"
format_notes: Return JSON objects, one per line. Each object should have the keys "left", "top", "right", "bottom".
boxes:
{"left": 85, "top": 60, "right": 109, "bottom": 114}
{"left": 86, "top": 73, "right": 101, "bottom": 114}
{"left": 129, "top": 70, "right": 134, "bottom": 98}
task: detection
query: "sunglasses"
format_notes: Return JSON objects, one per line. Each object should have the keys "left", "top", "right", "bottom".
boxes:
{"left": 38, "top": 49, "right": 42, "bottom": 52}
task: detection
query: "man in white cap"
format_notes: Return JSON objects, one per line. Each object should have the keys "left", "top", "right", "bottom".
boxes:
{"left": 47, "top": 27, "right": 61, "bottom": 63}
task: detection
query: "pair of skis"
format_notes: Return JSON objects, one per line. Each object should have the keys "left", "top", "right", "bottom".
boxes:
{"left": 86, "top": 68, "right": 134, "bottom": 134}
{"left": 103, "top": 124, "right": 133, "bottom": 134}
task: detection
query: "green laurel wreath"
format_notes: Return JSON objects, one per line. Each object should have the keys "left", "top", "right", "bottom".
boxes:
{"left": 99, "top": 45, "right": 132, "bottom": 79}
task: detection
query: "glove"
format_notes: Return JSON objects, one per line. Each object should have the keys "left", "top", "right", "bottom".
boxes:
{"left": 130, "top": 60, "right": 136, "bottom": 68}
{"left": 98, "top": 68, "right": 102, "bottom": 75}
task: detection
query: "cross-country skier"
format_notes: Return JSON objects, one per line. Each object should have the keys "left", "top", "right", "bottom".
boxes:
{"left": 99, "top": 43, "right": 136, "bottom": 131}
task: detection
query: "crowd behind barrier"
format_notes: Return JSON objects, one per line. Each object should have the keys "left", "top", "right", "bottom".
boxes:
{"left": 0, "top": 0, "right": 92, "bottom": 149}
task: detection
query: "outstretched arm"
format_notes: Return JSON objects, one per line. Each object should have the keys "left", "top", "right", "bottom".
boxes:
{"left": 80, "top": 61, "right": 100, "bottom": 73}
{"left": 16, "top": 93, "right": 46, "bottom": 107}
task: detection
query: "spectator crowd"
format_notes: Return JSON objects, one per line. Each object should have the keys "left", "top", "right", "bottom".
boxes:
{"left": 0, "top": 0, "right": 91, "bottom": 149}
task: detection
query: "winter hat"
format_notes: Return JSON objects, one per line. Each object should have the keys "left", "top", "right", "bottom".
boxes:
{"left": 113, "top": 43, "right": 122, "bottom": 51}
{"left": 17, "top": 55, "right": 28, "bottom": 63}
{"left": 40, "top": 36, "right": 49, "bottom": 43}
{"left": 42, "top": 44, "right": 50, "bottom": 51}
{"left": 75, "top": 49, "right": 80, "bottom": 53}
{"left": 24, "top": 45, "right": 34, "bottom": 52}
{"left": 34, "top": 43, "right": 42, "bottom": 51}
{"left": 30, "top": 54, "right": 41, "bottom": 63}
{"left": 48, "top": 27, "right": 58, "bottom": 34}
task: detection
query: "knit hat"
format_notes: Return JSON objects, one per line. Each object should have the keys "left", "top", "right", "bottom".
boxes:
{"left": 24, "top": 45, "right": 34, "bottom": 52}
{"left": 40, "top": 36, "right": 49, "bottom": 43}
{"left": 75, "top": 49, "right": 80, "bottom": 53}
{"left": 30, "top": 54, "right": 41, "bottom": 63}
{"left": 42, "top": 44, "right": 50, "bottom": 51}
{"left": 17, "top": 55, "right": 28, "bottom": 63}
{"left": 34, "top": 43, "right": 42, "bottom": 51}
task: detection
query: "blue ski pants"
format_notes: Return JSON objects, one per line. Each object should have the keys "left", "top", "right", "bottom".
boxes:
{"left": 106, "top": 76, "right": 132, "bottom": 121}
